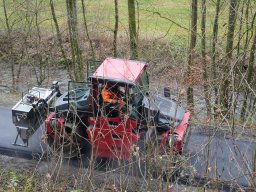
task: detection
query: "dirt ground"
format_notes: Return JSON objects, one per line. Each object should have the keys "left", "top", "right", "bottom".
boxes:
{"left": 0, "top": 154, "right": 205, "bottom": 191}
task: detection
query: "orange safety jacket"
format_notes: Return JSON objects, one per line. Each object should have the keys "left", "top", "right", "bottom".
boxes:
{"left": 101, "top": 88, "right": 118, "bottom": 103}
{"left": 101, "top": 86, "right": 126, "bottom": 108}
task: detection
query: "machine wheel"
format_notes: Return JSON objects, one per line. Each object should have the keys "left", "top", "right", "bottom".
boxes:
{"left": 64, "top": 124, "right": 89, "bottom": 158}
{"left": 160, "top": 154, "right": 183, "bottom": 182}
{"left": 47, "top": 124, "right": 90, "bottom": 159}
{"left": 162, "top": 165, "right": 182, "bottom": 182}
{"left": 95, "top": 157, "right": 110, "bottom": 170}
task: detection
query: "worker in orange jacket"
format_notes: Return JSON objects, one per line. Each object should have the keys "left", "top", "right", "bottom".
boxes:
{"left": 101, "top": 84, "right": 126, "bottom": 112}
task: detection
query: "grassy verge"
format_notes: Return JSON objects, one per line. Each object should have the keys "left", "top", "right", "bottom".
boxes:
{"left": 0, "top": 0, "right": 232, "bottom": 46}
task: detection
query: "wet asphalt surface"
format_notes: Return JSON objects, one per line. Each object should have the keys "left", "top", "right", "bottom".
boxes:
{"left": 0, "top": 106, "right": 255, "bottom": 189}
{"left": 187, "top": 129, "right": 256, "bottom": 188}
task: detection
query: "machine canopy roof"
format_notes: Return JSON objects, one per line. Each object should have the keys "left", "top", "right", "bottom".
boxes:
{"left": 90, "top": 58, "right": 147, "bottom": 85}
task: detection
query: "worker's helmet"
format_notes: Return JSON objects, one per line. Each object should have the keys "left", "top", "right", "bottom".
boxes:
{"left": 104, "top": 83, "right": 118, "bottom": 92}
{"left": 104, "top": 83, "right": 111, "bottom": 89}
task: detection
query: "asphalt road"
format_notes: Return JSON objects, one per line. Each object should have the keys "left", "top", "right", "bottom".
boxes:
{"left": 187, "top": 129, "right": 256, "bottom": 187}
{"left": 0, "top": 106, "right": 255, "bottom": 188}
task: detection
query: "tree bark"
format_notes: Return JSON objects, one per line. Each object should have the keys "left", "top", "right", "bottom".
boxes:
{"left": 81, "top": 0, "right": 95, "bottom": 61}
{"left": 201, "top": 0, "right": 211, "bottom": 115}
{"left": 187, "top": 0, "right": 198, "bottom": 111}
{"left": 35, "top": 0, "right": 45, "bottom": 86}
{"left": 221, "top": 0, "right": 239, "bottom": 112}
{"left": 128, "top": 0, "right": 138, "bottom": 59}
{"left": 113, "top": 0, "right": 119, "bottom": 57}
{"left": 50, "top": 0, "right": 73, "bottom": 80}
{"left": 241, "top": 13, "right": 256, "bottom": 119}
{"left": 66, "top": 0, "right": 83, "bottom": 81}
{"left": 3, "top": 0, "right": 15, "bottom": 88}
{"left": 212, "top": 0, "right": 221, "bottom": 112}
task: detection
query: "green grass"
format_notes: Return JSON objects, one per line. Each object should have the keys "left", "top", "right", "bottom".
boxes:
{"left": 0, "top": 0, "right": 253, "bottom": 47}
{"left": 0, "top": 168, "right": 32, "bottom": 191}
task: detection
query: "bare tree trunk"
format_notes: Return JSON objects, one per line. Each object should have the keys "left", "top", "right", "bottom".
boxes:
{"left": 240, "top": 0, "right": 254, "bottom": 119}
{"left": 66, "top": 0, "right": 84, "bottom": 81}
{"left": 128, "top": 0, "right": 138, "bottom": 59}
{"left": 50, "top": 0, "right": 73, "bottom": 80}
{"left": 34, "top": 0, "right": 45, "bottom": 86}
{"left": 236, "top": 0, "right": 246, "bottom": 58}
{"left": 113, "top": 0, "right": 119, "bottom": 57}
{"left": 136, "top": 0, "right": 140, "bottom": 46}
{"left": 253, "top": 150, "right": 256, "bottom": 186}
{"left": 3, "top": 0, "right": 15, "bottom": 88}
{"left": 241, "top": 13, "right": 256, "bottom": 119}
{"left": 201, "top": 0, "right": 211, "bottom": 116}
{"left": 230, "top": 0, "right": 246, "bottom": 134}
{"left": 81, "top": 0, "right": 95, "bottom": 61}
{"left": 3, "top": 0, "right": 30, "bottom": 90}
{"left": 212, "top": 0, "right": 221, "bottom": 113}
{"left": 2, "top": 0, "right": 10, "bottom": 33}
{"left": 221, "top": 0, "right": 239, "bottom": 112}
{"left": 187, "top": 0, "right": 198, "bottom": 111}
{"left": 240, "top": 0, "right": 251, "bottom": 75}
{"left": 17, "top": 8, "right": 35, "bottom": 86}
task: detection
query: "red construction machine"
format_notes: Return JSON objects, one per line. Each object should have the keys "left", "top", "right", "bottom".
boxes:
{"left": 12, "top": 57, "right": 190, "bottom": 161}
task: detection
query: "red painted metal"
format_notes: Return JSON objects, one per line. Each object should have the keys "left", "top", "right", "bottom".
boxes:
{"left": 45, "top": 112, "right": 64, "bottom": 142}
{"left": 161, "top": 111, "right": 191, "bottom": 153}
{"left": 92, "top": 58, "right": 146, "bottom": 83}
{"left": 87, "top": 116, "right": 140, "bottom": 160}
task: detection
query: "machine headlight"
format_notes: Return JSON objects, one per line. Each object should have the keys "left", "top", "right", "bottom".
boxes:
{"left": 50, "top": 118, "right": 59, "bottom": 129}
{"left": 167, "top": 133, "right": 178, "bottom": 148}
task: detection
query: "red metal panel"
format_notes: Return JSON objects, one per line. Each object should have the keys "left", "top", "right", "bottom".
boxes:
{"left": 173, "top": 111, "right": 190, "bottom": 137}
{"left": 45, "top": 112, "right": 64, "bottom": 143}
{"left": 87, "top": 116, "right": 140, "bottom": 160}
{"left": 161, "top": 111, "right": 191, "bottom": 153}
